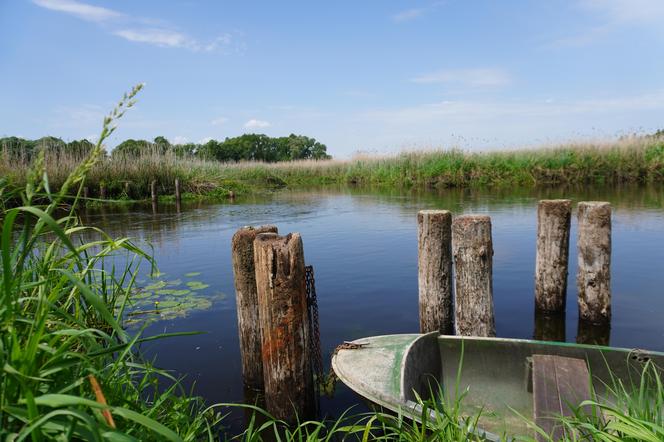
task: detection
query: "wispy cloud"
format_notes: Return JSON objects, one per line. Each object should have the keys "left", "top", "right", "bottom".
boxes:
{"left": 361, "top": 90, "right": 664, "bottom": 125}
{"left": 551, "top": 0, "right": 664, "bottom": 47}
{"left": 32, "top": 0, "right": 122, "bottom": 22}
{"left": 210, "top": 116, "right": 229, "bottom": 126}
{"left": 171, "top": 136, "right": 188, "bottom": 144}
{"left": 392, "top": 1, "right": 445, "bottom": 23}
{"left": 392, "top": 8, "right": 426, "bottom": 23}
{"left": 581, "top": 0, "right": 664, "bottom": 25}
{"left": 244, "top": 119, "right": 271, "bottom": 129}
{"left": 33, "top": 0, "right": 235, "bottom": 52}
{"left": 411, "top": 68, "right": 511, "bottom": 87}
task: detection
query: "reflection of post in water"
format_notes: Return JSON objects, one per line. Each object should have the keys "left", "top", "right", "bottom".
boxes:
{"left": 533, "top": 311, "right": 566, "bottom": 342}
{"left": 577, "top": 318, "right": 610, "bottom": 346}
{"left": 242, "top": 385, "right": 268, "bottom": 430}
{"left": 151, "top": 200, "right": 158, "bottom": 215}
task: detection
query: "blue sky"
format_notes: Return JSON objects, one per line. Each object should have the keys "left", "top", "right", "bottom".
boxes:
{"left": 1, "top": 0, "right": 664, "bottom": 157}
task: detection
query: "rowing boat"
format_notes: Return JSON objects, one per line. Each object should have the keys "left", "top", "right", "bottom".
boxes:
{"left": 331, "top": 333, "right": 664, "bottom": 440}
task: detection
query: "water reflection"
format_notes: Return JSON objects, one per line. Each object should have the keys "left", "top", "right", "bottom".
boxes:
{"left": 577, "top": 319, "right": 611, "bottom": 346}
{"left": 533, "top": 311, "right": 566, "bottom": 342}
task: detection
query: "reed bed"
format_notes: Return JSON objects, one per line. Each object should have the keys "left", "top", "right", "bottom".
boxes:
{"left": 3, "top": 136, "right": 664, "bottom": 202}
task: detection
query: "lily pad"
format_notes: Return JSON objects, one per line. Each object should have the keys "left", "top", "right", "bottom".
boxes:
{"left": 156, "top": 289, "right": 191, "bottom": 296}
{"left": 154, "top": 300, "right": 180, "bottom": 309}
{"left": 186, "top": 281, "right": 210, "bottom": 290}
{"left": 144, "top": 281, "right": 167, "bottom": 290}
{"left": 185, "top": 272, "right": 201, "bottom": 277}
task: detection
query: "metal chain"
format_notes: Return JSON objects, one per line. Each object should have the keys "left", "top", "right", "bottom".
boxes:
{"left": 305, "top": 265, "right": 323, "bottom": 402}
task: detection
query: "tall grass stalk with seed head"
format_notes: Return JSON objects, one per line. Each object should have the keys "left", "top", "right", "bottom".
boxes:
{"left": 0, "top": 84, "right": 224, "bottom": 441}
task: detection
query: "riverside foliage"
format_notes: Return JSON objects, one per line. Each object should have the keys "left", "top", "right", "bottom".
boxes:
{"left": 2, "top": 136, "right": 664, "bottom": 202}
{"left": 1, "top": 132, "right": 331, "bottom": 163}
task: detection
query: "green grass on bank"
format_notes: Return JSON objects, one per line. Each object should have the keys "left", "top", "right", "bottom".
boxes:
{"left": 3, "top": 136, "right": 664, "bottom": 204}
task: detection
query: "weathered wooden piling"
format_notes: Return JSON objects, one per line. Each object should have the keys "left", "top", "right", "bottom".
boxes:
{"left": 99, "top": 184, "right": 106, "bottom": 200}
{"left": 231, "top": 225, "right": 278, "bottom": 389}
{"left": 124, "top": 181, "right": 130, "bottom": 196}
{"left": 535, "top": 199, "right": 571, "bottom": 313}
{"left": 174, "top": 178, "right": 181, "bottom": 204}
{"left": 577, "top": 202, "right": 611, "bottom": 324}
{"left": 229, "top": 190, "right": 235, "bottom": 200}
{"left": 150, "top": 180, "right": 157, "bottom": 203}
{"left": 254, "top": 232, "right": 314, "bottom": 423}
{"left": 82, "top": 186, "right": 89, "bottom": 200}
{"left": 417, "top": 210, "right": 453, "bottom": 334}
{"left": 452, "top": 215, "right": 495, "bottom": 337}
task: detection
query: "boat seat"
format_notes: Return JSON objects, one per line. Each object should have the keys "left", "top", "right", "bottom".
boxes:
{"left": 531, "top": 354, "right": 591, "bottom": 441}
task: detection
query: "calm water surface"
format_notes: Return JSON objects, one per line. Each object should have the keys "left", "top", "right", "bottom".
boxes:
{"left": 81, "top": 185, "right": 664, "bottom": 431}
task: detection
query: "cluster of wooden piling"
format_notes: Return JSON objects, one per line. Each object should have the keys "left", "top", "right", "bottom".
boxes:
{"left": 231, "top": 226, "right": 314, "bottom": 423}
{"left": 418, "top": 199, "right": 612, "bottom": 340}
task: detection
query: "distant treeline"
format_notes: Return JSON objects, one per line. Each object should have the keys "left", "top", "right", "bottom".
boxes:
{"left": 0, "top": 133, "right": 331, "bottom": 162}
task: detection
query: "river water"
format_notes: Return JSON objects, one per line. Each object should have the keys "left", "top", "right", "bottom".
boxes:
{"left": 81, "top": 184, "right": 664, "bottom": 431}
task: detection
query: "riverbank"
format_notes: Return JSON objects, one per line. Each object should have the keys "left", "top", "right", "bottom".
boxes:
{"left": 2, "top": 136, "right": 663, "bottom": 203}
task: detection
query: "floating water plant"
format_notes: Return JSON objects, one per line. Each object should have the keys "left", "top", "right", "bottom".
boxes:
{"left": 122, "top": 274, "right": 221, "bottom": 326}
{"left": 186, "top": 281, "right": 210, "bottom": 290}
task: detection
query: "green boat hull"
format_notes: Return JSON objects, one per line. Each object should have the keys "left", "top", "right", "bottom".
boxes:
{"left": 332, "top": 333, "right": 664, "bottom": 439}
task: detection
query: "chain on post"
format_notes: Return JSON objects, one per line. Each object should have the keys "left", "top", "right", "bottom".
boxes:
{"left": 305, "top": 265, "right": 323, "bottom": 406}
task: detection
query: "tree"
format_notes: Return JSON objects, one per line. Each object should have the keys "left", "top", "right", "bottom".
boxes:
{"left": 112, "top": 139, "right": 153, "bottom": 157}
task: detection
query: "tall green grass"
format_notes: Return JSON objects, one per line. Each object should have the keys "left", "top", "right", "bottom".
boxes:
{"left": 0, "top": 85, "right": 223, "bottom": 440}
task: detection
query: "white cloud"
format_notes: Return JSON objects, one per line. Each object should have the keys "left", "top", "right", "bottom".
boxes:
{"left": 392, "top": 1, "right": 446, "bottom": 23}
{"left": 113, "top": 28, "right": 228, "bottom": 51}
{"left": 244, "top": 119, "right": 271, "bottom": 129}
{"left": 552, "top": 0, "right": 664, "bottom": 47}
{"left": 172, "top": 136, "right": 188, "bottom": 144}
{"left": 361, "top": 90, "right": 664, "bottom": 125}
{"left": 33, "top": 0, "right": 234, "bottom": 52}
{"left": 411, "top": 68, "right": 511, "bottom": 87}
{"left": 32, "top": 0, "right": 122, "bottom": 22}
{"left": 392, "top": 8, "right": 426, "bottom": 23}
{"left": 210, "top": 116, "right": 229, "bottom": 126}
{"left": 580, "top": 0, "right": 664, "bottom": 25}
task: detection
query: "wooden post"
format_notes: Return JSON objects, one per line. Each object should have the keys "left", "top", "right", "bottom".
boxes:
{"left": 577, "top": 202, "right": 611, "bottom": 324}
{"left": 82, "top": 186, "right": 89, "bottom": 203}
{"left": 254, "top": 232, "right": 314, "bottom": 423}
{"left": 124, "top": 181, "right": 130, "bottom": 196}
{"left": 174, "top": 178, "right": 181, "bottom": 203}
{"left": 535, "top": 199, "right": 571, "bottom": 313}
{"left": 452, "top": 215, "right": 495, "bottom": 337}
{"left": 151, "top": 180, "right": 157, "bottom": 203}
{"left": 417, "top": 210, "right": 453, "bottom": 334}
{"left": 231, "top": 225, "right": 278, "bottom": 389}
{"left": 99, "top": 183, "right": 106, "bottom": 199}
{"left": 229, "top": 190, "right": 235, "bottom": 200}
